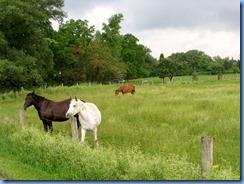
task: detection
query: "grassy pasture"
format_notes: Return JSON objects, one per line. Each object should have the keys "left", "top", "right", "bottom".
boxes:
{"left": 0, "top": 74, "right": 240, "bottom": 180}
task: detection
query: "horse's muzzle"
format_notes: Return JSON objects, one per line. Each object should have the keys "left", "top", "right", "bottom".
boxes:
{"left": 65, "top": 113, "right": 71, "bottom": 118}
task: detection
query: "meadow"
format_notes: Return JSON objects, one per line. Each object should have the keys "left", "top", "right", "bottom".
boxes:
{"left": 0, "top": 74, "right": 240, "bottom": 180}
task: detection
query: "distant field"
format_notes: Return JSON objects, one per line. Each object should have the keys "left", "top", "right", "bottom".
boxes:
{"left": 0, "top": 74, "right": 240, "bottom": 180}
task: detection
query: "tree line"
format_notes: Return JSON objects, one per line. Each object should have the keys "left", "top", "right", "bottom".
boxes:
{"left": 0, "top": 0, "right": 240, "bottom": 92}
{"left": 158, "top": 51, "right": 240, "bottom": 82}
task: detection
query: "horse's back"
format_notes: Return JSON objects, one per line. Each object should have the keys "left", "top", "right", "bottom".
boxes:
{"left": 86, "top": 103, "right": 101, "bottom": 125}
{"left": 122, "top": 84, "right": 135, "bottom": 93}
{"left": 45, "top": 99, "right": 71, "bottom": 121}
{"left": 118, "top": 84, "right": 134, "bottom": 91}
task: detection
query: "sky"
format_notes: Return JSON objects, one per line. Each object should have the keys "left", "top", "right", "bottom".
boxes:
{"left": 53, "top": 0, "right": 240, "bottom": 60}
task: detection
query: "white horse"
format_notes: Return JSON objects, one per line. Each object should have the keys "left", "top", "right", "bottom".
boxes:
{"left": 65, "top": 98, "right": 101, "bottom": 148}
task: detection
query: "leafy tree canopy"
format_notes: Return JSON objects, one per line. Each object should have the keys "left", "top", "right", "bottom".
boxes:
{"left": 0, "top": 0, "right": 65, "bottom": 91}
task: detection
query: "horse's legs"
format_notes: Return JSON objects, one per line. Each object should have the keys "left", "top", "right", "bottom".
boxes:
{"left": 81, "top": 128, "right": 86, "bottom": 142}
{"left": 43, "top": 121, "right": 53, "bottom": 134}
{"left": 47, "top": 121, "right": 53, "bottom": 134}
{"left": 74, "top": 114, "right": 80, "bottom": 129}
{"left": 93, "top": 128, "right": 99, "bottom": 148}
{"left": 42, "top": 121, "right": 48, "bottom": 132}
{"left": 77, "top": 121, "right": 80, "bottom": 129}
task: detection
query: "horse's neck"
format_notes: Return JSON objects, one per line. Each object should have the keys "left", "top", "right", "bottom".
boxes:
{"left": 33, "top": 96, "right": 47, "bottom": 111}
{"left": 78, "top": 100, "right": 89, "bottom": 115}
{"left": 78, "top": 99, "right": 85, "bottom": 105}
{"left": 79, "top": 100, "right": 89, "bottom": 110}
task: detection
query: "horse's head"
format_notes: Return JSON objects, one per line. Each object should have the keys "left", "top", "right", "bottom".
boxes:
{"left": 23, "top": 92, "right": 36, "bottom": 110}
{"left": 115, "top": 90, "right": 119, "bottom": 95}
{"left": 65, "top": 97, "right": 80, "bottom": 118}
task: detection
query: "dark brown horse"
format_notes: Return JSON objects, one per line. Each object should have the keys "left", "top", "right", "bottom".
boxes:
{"left": 23, "top": 92, "right": 80, "bottom": 133}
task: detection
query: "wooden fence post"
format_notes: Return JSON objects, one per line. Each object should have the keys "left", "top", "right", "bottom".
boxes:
{"left": 201, "top": 136, "right": 214, "bottom": 177}
{"left": 71, "top": 117, "right": 78, "bottom": 141}
{"left": 19, "top": 107, "right": 25, "bottom": 125}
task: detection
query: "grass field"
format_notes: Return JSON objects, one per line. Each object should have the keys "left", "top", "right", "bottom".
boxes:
{"left": 0, "top": 74, "right": 240, "bottom": 180}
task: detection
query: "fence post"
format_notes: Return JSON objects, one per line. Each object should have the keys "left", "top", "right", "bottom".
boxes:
{"left": 71, "top": 117, "right": 79, "bottom": 141}
{"left": 201, "top": 136, "right": 214, "bottom": 177}
{"left": 19, "top": 107, "right": 25, "bottom": 125}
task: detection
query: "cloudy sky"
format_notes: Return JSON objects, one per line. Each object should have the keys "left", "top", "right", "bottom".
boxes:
{"left": 55, "top": 0, "right": 240, "bottom": 59}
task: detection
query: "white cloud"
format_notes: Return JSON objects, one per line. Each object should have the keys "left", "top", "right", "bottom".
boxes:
{"left": 135, "top": 28, "right": 239, "bottom": 59}
{"left": 56, "top": 0, "right": 240, "bottom": 60}
{"left": 82, "top": 6, "right": 117, "bottom": 31}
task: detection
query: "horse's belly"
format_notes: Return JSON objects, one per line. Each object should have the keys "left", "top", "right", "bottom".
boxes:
{"left": 78, "top": 103, "right": 101, "bottom": 130}
{"left": 53, "top": 117, "right": 69, "bottom": 122}
{"left": 43, "top": 114, "right": 68, "bottom": 122}
{"left": 81, "top": 120, "right": 97, "bottom": 130}
{"left": 79, "top": 114, "right": 101, "bottom": 130}
{"left": 50, "top": 110, "right": 69, "bottom": 121}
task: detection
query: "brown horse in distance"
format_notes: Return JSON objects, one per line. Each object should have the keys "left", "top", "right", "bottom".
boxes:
{"left": 115, "top": 84, "right": 135, "bottom": 95}
{"left": 23, "top": 92, "right": 80, "bottom": 133}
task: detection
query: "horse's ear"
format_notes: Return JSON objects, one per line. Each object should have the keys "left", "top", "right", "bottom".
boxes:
{"left": 75, "top": 97, "right": 78, "bottom": 101}
{"left": 32, "top": 91, "right": 35, "bottom": 95}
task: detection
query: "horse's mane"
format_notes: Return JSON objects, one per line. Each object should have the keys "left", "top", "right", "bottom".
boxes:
{"left": 31, "top": 92, "right": 46, "bottom": 101}
{"left": 71, "top": 97, "right": 85, "bottom": 103}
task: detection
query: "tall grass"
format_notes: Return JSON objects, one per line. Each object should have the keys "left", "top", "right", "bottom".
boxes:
{"left": 6, "top": 127, "right": 202, "bottom": 180}
{"left": 0, "top": 74, "right": 240, "bottom": 180}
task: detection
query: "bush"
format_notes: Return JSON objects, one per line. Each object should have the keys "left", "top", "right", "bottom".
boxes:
{"left": 192, "top": 73, "right": 199, "bottom": 81}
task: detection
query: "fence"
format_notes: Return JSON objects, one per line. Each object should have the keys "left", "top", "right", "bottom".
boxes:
{"left": 19, "top": 107, "right": 25, "bottom": 125}
{"left": 141, "top": 80, "right": 154, "bottom": 85}
{"left": 70, "top": 117, "right": 78, "bottom": 141}
{"left": 201, "top": 136, "right": 214, "bottom": 177}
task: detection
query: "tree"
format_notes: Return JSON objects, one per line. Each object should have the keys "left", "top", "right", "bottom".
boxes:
{"left": 168, "top": 52, "right": 190, "bottom": 76}
{"left": 121, "top": 33, "right": 148, "bottom": 79}
{"left": 157, "top": 60, "right": 169, "bottom": 82}
{"left": 0, "top": 0, "right": 64, "bottom": 53}
{"left": 58, "top": 19, "right": 95, "bottom": 46}
{"left": 61, "top": 32, "right": 126, "bottom": 85}
{"left": 51, "top": 19, "right": 95, "bottom": 73}
{"left": 0, "top": 51, "right": 43, "bottom": 91}
{"left": 86, "top": 36, "right": 126, "bottom": 83}
{"left": 101, "top": 14, "right": 124, "bottom": 59}
{"left": 232, "top": 58, "right": 240, "bottom": 73}
{"left": 157, "top": 54, "right": 171, "bottom": 82}
{"left": 212, "top": 56, "right": 225, "bottom": 79}
{"left": 184, "top": 50, "right": 212, "bottom": 73}
{"left": 159, "top": 53, "right": 189, "bottom": 82}
{"left": 0, "top": 0, "right": 65, "bottom": 90}
{"left": 144, "top": 49, "right": 158, "bottom": 77}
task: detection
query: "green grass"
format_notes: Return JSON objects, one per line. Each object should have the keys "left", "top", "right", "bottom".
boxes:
{"left": 0, "top": 74, "right": 240, "bottom": 180}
